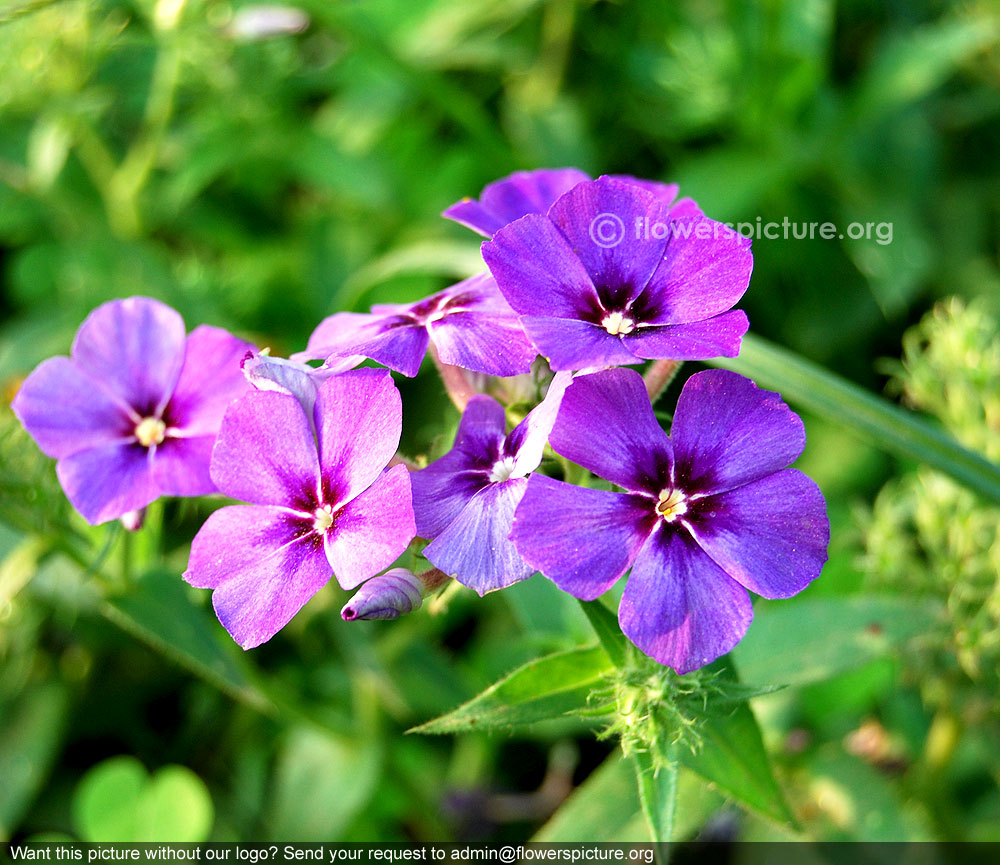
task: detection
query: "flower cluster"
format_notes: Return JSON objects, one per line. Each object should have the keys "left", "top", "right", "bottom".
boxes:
{"left": 12, "top": 168, "right": 829, "bottom": 672}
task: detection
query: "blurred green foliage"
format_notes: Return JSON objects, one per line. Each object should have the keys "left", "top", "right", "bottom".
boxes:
{"left": 1, "top": 0, "right": 999, "bottom": 844}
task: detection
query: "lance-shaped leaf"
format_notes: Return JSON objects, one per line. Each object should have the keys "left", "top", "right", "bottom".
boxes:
{"left": 408, "top": 645, "right": 614, "bottom": 735}
{"left": 680, "top": 662, "right": 796, "bottom": 826}
{"left": 709, "top": 334, "right": 1000, "bottom": 504}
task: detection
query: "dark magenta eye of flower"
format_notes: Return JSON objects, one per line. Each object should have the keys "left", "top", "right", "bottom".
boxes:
{"left": 510, "top": 367, "right": 830, "bottom": 674}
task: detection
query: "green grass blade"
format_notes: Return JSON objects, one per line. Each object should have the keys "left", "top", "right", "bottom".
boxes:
{"left": 710, "top": 334, "right": 1000, "bottom": 503}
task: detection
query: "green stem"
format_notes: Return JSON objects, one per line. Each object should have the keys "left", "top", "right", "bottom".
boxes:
{"left": 633, "top": 743, "right": 679, "bottom": 848}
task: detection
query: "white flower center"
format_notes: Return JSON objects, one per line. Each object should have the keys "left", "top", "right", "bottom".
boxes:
{"left": 655, "top": 488, "right": 688, "bottom": 522}
{"left": 601, "top": 311, "right": 635, "bottom": 336}
{"left": 312, "top": 503, "right": 334, "bottom": 533}
{"left": 488, "top": 456, "right": 517, "bottom": 483}
{"left": 135, "top": 416, "right": 166, "bottom": 448}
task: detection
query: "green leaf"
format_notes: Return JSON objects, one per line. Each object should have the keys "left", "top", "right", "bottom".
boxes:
{"left": 73, "top": 756, "right": 147, "bottom": 842}
{"left": 734, "top": 596, "right": 940, "bottom": 687}
{"left": 408, "top": 645, "right": 613, "bottom": 735}
{"left": 101, "top": 568, "right": 270, "bottom": 712}
{"left": 73, "top": 757, "right": 214, "bottom": 842}
{"left": 577, "top": 598, "right": 629, "bottom": 667}
{"left": 633, "top": 744, "right": 679, "bottom": 843}
{"left": 709, "top": 334, "right": 1000, "bottom": 504}
{"left": 0, "top": 682, "right": 69, "bottom": 842}
{"left": 534, "top": 754, "right": 642, "bottom": 841}
{"left": 268, "top": 726, "right": 381, "bottom": 841}
{"left": 681, "top": 665, "right": 795, "bottom": 826}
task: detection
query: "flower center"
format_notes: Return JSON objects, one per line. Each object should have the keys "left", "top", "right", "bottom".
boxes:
{"left": 601, "top": 311, "right": 635, "bottom": 336}
{"left": 488, "top": 455, "right": 517, "bottom": 483}
{"left": 312, "top": 503, "right": 334, "bottom": 533}
{"left": 655, "top": 488, "right": 688, "bottom": 522}
{"left": 134, "top": 416, "right": 166, "bottom": 448}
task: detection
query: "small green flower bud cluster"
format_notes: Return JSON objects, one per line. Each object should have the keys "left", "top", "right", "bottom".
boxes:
{"left": 861, "top": 299, "right": 1000, "bottom": 713}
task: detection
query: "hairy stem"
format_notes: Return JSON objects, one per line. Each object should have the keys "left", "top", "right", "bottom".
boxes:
{"left": 644, "top": 359, "right": 683, "bottom": 403}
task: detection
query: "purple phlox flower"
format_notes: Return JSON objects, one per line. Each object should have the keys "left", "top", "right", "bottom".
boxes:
{"left": 341, "top": 568, "right": 424, "bottom": 621}
{"left": 443, "top": 168, "right": 702, "bottom": 238}
{"left": 184, "top": 369, "right": 416, "bottom": 648}
{"left": 411, "top": 372, "right": 572, "bottom": 595}
{"left": 11, "top": 297, "right": 253, "bottom": 524}
{"left": 241, "top": 348, "right": 359, "bottom": 419}
{"left": 293, "top": 273, "right": 537, "bottom": 379}
{"left": 511, "top": 368, "right": 829, "bottom": 674}
{"left": 482, "top": 176, "right": 752, "bottom": 372}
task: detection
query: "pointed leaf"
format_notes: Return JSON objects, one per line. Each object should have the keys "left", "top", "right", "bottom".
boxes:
{"left": 633, "top": 745, "right": 679, "bottom": 843}
{"left": 578, "top": 598, "right": 629, "bottom": 667}
{"left": 733, "top": 596, "right": 941, "bottom": 687}
{"left": 408, "top": 645, "right": 613, "bottom": 735}
{"left": 681, "top": 664, "right": 795, "bottom": 826}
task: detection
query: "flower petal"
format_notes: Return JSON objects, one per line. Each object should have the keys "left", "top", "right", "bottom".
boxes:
{"left": 520, "top": 316, "right": 640, "bottom": 371}
{"left": 152, "top": 435, "right": 216, "bottom": 497}
{"left": 670, "top": 369, "right": 805, "bottom": 495}
{"left": 56, "top": 441, "right": 157, "bottom": 524}
{"left": 424, "top": 478, "right": 532, "bottom": 595}
{"left": 11, "top": 357, "right": 133, "bottom": 459}
{"left": 188, "top": 506, "right": 331, "bottom": 649}
{"left": 411, "top": 395, "right": 504, "bottom": 538}
{"left": 606, "top": 175, "right": 679, "bottom": 205}
{"left": 548, "top": 368, "right": 672, "bottom": 494}
{"left": 639, "top": 219, "right": 752, "bottom": 325}
{"left": 483, "top": 214, "right": 600, "bottom": 319}
{"left": 297, "top": 312, "right": 428, "bottom": 377}
{"left": 547, "top": 177, "right": 670, "bottom": 310}
{"left": 430, "top": 310, "right": 536, "bottom": 376}
{"left": 166, "top": 325, "right": 254, "bottom": 436}
{"left": 443, "top": 168, "right": 590, "bottom": 237}
{"left": 71, "top": 297, "right": 187, "bottom": 415}
{"left": 314, "top": 369, "right": 402, "bottom": 506}
{"left": 627, "top": 311, "right": 749, "bottom": 361}
{"left": 511, "top": 474, "right": 655, "bottom": 600}
{"left": 619, "top": 528, "right": 752, "bottom": 674}
{"left": 324, "top": 464, "right": 416, "bottom": 590}
{"left": 506, "top": 371, "right": 573, "bottom": 477}
{"left": 686, "top": 469, "right": 830, "bottom": 599}
{"left": 185, "top": 504, "right": 307, "bottom": 589}
{"left": 211, "top": 390, "right": 320, "bottom": 509}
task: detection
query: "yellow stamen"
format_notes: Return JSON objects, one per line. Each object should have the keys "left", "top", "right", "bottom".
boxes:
{"left": 135, "top": 417, "right": 166, "bottom": 448}
{"left": 655, "top": 488, "right": 688, "bottom": 522}
{"left": 601, "top": 311, "right": 636, "bottom": 336}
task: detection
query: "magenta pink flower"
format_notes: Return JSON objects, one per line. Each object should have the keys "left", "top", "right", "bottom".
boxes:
{"left": 185, "top": 369, "right": 415, "bottom": 648}
{"left": 12, "top": 297, "right": 253, "bottom": 524}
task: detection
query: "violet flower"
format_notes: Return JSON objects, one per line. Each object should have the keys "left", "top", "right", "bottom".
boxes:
{"left": 185, "top": 369, "right": 415, "bottom": 648}
{"left": 482, "top": 176, "right": 751, "bottom": 371}
{"left": 12, "top": 297, "right": 253, "bottom": 524}
{"left": 411, "top": 373, "right": 570, "bottom": 594}
{"left": 443, "top": 167, "right": 702, "bottom": 238}
{"left": 511, "top": 368, "right": 829, "bottom": 673}
{"left": 294, "top": 273, "right": 536, "bottom": 378}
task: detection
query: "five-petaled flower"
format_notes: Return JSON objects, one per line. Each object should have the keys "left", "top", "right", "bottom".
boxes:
{"left": 296, "top": 273, "right": 536, "bottom": 378}
{"left": 12, "top": 296, "right": 253, "bottom": 524}
{"left": 411, "top": 373, "right": 569, "bottom": 594}
{"left": 482, "top": 176, "right": 751, "bottom": 371}
{"left": 511, "top": 367, "right": 829, "bottom": 674}
{"left": 184, "top": 369, "right": 416, "bottom": 648}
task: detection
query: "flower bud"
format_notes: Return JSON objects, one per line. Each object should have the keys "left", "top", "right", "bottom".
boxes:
{"left": 341, "top": 568, "right": 424, "bottom": 621}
